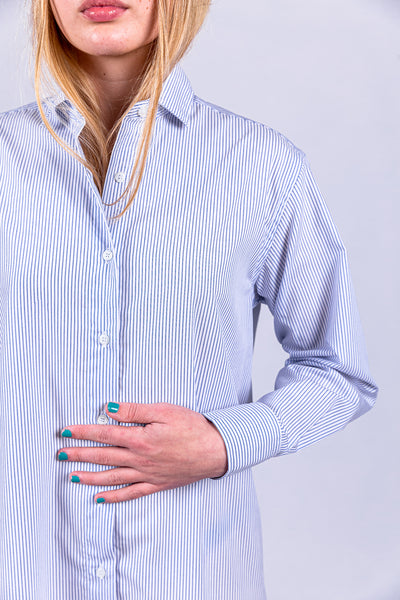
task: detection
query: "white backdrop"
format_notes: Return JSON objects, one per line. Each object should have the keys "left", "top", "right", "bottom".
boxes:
{"left": 1, "top": 1, "right": 399, "bottom": 598}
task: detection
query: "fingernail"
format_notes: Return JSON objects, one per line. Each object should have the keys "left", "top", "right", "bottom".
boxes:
{"left": 96, "top": 497, "right": 105, "bottom": 503}
{"left": 58, "top": 452, "right": 68, "bottom": 461}
{"left": 62, "top": 429, "right": 72, "bottom": 437}
{"left": 107, "top": 402, "right": 119, "bottom": 413}
{"left": 71, "top": 475, "right": 80, "bottom": 483}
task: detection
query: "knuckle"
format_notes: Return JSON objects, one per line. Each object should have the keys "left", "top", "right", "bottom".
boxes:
{"left": 126, "top": 404, "right": 141, "bottom": 422}
{"left": 136, "top": 456, "right": 154, "bottom": 471}
{"left": 157, "top": 403, "right": 173, "bottom": 418}
{"left": 140, "top": 449, "right": 158, "bottom": 468}
{"left": 89, "top": 448, "right": 110, "bottom": 464}
{"left": 107, "top": 469, "right": 123, "bottom": 486}
{"left": 96, "top": 428, "right": 112, "bottom": 444}
{"left": 102, "top": 452, "right": 115, "bottom": 466}
{"left": 129, "top": 485, "right": 150, "bottom": 500}
{"left": 132, "top": 437, "right": 149, "bottom": 454}
{"left": 126, "top": 429, "right": 148, "bottom": 452}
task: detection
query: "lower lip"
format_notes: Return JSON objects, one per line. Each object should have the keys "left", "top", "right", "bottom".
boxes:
{"left": 82, "top": 6, "right": 126, "bottom": 22}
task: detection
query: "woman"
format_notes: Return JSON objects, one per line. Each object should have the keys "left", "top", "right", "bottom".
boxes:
{"left": 0, "top": 0, "right": 378, "bottom": 598}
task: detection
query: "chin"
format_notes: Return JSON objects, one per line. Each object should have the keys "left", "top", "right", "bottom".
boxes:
{"left": 78, "top": 39, "right": 138, "bottom": 56}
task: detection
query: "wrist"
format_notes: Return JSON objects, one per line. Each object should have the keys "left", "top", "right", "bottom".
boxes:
{"left": 205, "top": 419, "right": 228, "bottom": 479}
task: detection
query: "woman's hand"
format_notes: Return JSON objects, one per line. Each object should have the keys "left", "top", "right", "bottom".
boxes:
{"left": 57, "top": 402, "right": 228, "bottom": 504}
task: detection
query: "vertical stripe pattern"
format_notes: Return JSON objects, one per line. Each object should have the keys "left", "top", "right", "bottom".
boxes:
{"left": 0, "top": 64, "right": 377, "bottom": 599}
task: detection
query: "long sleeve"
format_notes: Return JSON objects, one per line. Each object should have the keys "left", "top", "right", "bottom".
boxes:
{"left": 204, "top": 156, "right": 378, "bottom": 477}
{"left": 0, "top": 67, "right": 378, "bottom": 598}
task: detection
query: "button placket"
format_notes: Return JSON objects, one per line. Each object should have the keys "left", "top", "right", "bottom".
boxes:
{"left": 99, "top": 247, "right": 114, "bottom": 349}
{"left": 83, "top": 161, "right": 121, "bottom": 595}
{"left": 87, "top": 245, "right": 118, "bottom": 593}
{"left": 101, "top": 116, "right": 141, "bottom": 219}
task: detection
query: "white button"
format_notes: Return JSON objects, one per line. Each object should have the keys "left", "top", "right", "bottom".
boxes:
{"left": 99, "top": 333, "right": 110, "bottom": 347}
{"left": 97, "top": 413, "right": 109, "bottom": 425}
{"left": 96, "top": 566, "right": 106, "bottom": 579}
{"left": 103, "top": 249, "right": 113, "bottom": 262}
{"left": 138, "top": 104, "right": 148, "bottom": 119}
{"left": 114, "top": 171, "right": 126, "bottom": 183}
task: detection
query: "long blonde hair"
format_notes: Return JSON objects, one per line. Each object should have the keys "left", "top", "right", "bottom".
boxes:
{"left": 31, "top": 0, "right": 211, "bottom": 221}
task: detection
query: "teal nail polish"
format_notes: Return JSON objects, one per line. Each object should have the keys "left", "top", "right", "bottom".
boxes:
{"left": 107, "top": 402, "right": 119, "bottom": 413}
{"left": 58, "top": 452, "right": 68, "bottom": 461}
{"left": 96, "top": 497, "right": 105, "bottom": 503}
{"left": 71, "top": 475, "right": 80, "bottom": 483}
{"left": 62, "top": 429, "right": 72, "bottom": 437}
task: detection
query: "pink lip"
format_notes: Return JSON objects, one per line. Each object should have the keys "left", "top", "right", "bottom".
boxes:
{"left": 81, "top": 6, "right": 126, "bottom": 21}
{"left": 79, "top": 0, "right": 128, "bottom": 11}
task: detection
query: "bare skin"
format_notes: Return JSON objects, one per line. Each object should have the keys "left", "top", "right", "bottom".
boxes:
{"left": 59, "top": 403, "right": 228, "bottom": 503}
{"left": 50, "top": 0, "right": 158, "bottom": 133}
{"left": 51, "top": 0, "right": 228, "bottom": 503}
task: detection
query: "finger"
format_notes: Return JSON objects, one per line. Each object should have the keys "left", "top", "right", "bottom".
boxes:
{"left": 93, "top": 482, "right": 163, "bottom": 504}
{"left": 105, "top": 401, "right": 174, "bottom": 424}
{"left": 57, "top": 446, "right": 136, "bottom": 467}
{"left": 60, "top": 423, "right": 145, "bottom": 448}
{"left": 69, "top": 467, "right": 143, "bottom": 487}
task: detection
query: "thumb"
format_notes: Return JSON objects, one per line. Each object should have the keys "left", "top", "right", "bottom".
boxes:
{"left": 105, "top": 401, "right": 168, "bottom": 424}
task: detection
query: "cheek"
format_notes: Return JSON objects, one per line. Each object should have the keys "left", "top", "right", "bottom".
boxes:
{"left": 144, "top": 0, "right": 159, "bottom": 37}
{"left": 49, "top": 2, "right": 76, "bottom": 44}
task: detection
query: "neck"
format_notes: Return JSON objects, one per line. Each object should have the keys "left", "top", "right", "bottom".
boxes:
{"left": 78, "top": 45, "right": 152, "bottom": 134}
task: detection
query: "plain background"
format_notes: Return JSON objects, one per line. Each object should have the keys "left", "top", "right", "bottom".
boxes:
{"left": 1, "top": 1, "right": 398, "bottom": 598}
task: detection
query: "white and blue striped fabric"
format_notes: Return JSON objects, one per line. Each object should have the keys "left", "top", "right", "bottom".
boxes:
{"left": 0, "top": 63, "right": 377, "bottom": 599}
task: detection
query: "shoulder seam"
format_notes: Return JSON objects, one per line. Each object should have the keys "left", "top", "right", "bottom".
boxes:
{"left": 193, "top": 95, "right": 267, "bottom": 126}
{"left": 253, "top": 153, "right": 307, "bottom": 288}
{"left": 265, "top": 154, "right": 307, "bottom": 256}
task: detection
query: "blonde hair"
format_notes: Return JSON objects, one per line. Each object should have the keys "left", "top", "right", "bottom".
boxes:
{"left": 31, "top": 0, "right": 211, "bottom": 221}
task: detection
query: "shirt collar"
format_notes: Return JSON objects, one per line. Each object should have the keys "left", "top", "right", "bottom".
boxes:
{"left": 156, "top": 63, "right": 194, "bottom": 127}
{"left": 42, "top": 62, "right": 194, "bottom": 132}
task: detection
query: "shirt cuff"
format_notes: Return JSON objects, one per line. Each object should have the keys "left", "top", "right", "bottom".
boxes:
{"left": 203, "top": 401, "right": 283, "bottom": 478}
